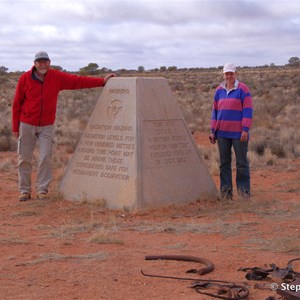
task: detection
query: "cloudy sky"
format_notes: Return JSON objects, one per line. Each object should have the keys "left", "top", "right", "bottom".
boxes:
{"left": 0, "top": 0, "right": 300, "bottom": 72}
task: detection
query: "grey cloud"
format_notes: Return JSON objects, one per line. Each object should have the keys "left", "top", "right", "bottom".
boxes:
{"left": 0, "top": 0, "right": 300, "bottom": 71}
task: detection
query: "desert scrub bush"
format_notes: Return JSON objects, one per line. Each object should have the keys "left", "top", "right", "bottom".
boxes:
{"left": 53, "top": 88, "right": 102, "bottom": 150}
{"left": 57, "top": 88, "right": 100, "bottom": 123}
{"left": 249, "top": 141, "right": 284, "bottom": 164}
{"left": 250, "top": 140, "right": 266, "bottom": 156}
{"left": 0, "top": 135, "right": 10, "bottom": 151}
{"left": 0, "top": 95, "right": 16, "bottom": 151}
{"left": 54, "top": 130, "right": 81, "bottom": 153}
{"left": 247, "top": 150, "right": 260, "bottom": 168}
{"left": 0, "top": 157, "right": 15, "bottom": 171}
{"left": 270, "top": 143, "right": 288, "bottom": 159}
{"left": 178, "top": 92, "right": 213, "bottom": 132}
{"left": 52, "top": 150, "right": 70, "bottom": 169}
{"left": 54, "top": 118, "right": 88, "bottom": 150}
{"left": 0, "top": 126, "right": 17, "bottom": 151}
{"left": 169, "top": 80, "right": 184, "bottom": 92}
{"left": 0, "top": 74, "right": 21, "bottom": 151}
{"left": 198, "top": 145, "right": 219, "bottom": 175}
{"left": 267, "top": 127, "right": 300, "bottom": 159}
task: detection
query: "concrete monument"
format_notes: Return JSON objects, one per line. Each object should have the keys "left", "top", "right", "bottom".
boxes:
{"left": 60, "top": 77, "right": 217, "bottom": 210}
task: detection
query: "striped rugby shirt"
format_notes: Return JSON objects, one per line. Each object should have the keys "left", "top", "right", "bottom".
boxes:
{"left": 210, "top": 79, "right": 253, "bottom": 139}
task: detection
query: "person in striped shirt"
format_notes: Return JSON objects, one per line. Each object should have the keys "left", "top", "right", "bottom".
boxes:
{"left": 209, "top": 63, "right": 253, "bottom": 200}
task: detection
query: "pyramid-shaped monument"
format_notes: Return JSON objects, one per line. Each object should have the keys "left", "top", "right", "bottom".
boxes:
{"left": 60, "top": 77, "right": 217, "bottom": 210}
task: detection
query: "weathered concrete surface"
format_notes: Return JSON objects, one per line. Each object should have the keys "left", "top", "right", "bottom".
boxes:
{"left": 60, "top": 77, "right": 217, "bottom": 210}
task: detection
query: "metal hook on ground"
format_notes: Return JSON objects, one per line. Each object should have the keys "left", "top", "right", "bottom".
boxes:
{"left": 142, "top": 255, "right": 249, "bottom": 300}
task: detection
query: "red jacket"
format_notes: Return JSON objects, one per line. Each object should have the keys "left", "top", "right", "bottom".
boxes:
{"left": 12, "top": 67, "right": 105, "bottom": 133}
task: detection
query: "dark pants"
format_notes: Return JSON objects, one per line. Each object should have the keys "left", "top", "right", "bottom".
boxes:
{"left": 217, "top": 137, "right": 250, "bottom": 199}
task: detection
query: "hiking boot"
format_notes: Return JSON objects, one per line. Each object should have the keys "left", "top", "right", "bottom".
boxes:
{"left": 19, "top": 193, "right": 31, "bottom": 201}
{"left": 37, "top": 193, "right": 49, "bottom": 200}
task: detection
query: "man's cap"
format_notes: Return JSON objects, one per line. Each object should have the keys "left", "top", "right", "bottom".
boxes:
{"left": 223, "top": 63, "right": 236, "bottom": 73}
{"left": 34, "top": 51, "right": 50, "bottom": 62}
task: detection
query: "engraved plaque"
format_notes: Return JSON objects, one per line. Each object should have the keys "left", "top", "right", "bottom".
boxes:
{"left": 143, "top": 119, "right": 196, "bottom": 169}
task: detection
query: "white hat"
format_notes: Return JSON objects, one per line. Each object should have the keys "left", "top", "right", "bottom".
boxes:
{"left": 223, "top": 63, "right": 236, "bottom": 73}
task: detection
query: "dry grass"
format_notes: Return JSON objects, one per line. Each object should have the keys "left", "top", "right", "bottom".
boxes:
{"left": 120, "top": 219, "right": 258, "bottom": 237}
{"left": 13, "top": 210, "right": 39, "bottom": 217}
{"left": 16, "top": 252, "right": 107, "bottom": 266}
{"left": 0, "top": 234, "right": 29, "bottom": 245}
{"left": 166, "top": 243, "right": 187, "bottom": 250}
{"left": 80, "top": 197, "right": 107, "bottom": 209}
{"left": 46, "top": 223, "right": 95, "bottom": 239}
{"left": 242, "top": 233, "right": 300, "bottom": 255}
{"left": 89, "top": 228, "right": 124, "bottom": 244}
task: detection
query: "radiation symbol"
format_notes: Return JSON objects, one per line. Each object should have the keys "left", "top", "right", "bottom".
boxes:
{"left": 107, "top": 99, "right": 123, "bottom": 119}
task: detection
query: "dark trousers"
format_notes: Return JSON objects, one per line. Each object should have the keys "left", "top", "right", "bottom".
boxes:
{"left": 217, "top": 137, "right": 250, "bottom": 198}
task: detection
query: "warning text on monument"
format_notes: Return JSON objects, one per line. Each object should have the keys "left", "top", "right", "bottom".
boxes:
{"left": 143, "top": 119, "right": 197, "bottom": 168}
{"left": 72, "top": 124, "right": 135, "bottom": 180}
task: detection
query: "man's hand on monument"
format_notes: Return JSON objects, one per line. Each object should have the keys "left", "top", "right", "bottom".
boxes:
{"left": 104, "top": 73, "right": 116, "bottom": 84}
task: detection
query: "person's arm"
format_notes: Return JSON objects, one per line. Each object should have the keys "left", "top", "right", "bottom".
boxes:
{"left": 209, "top": 91, "right": 218, "bottom": 144}
{"left": 12, "top": 77, "right": 25, "bottom": 136}
{"left": 58, "top": 70, "right": 116, "bottom": 90}
{"left": 240, "top": 84, "right": 253, "bottom": 142}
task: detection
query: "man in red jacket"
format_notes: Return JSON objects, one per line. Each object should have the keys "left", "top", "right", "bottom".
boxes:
{"left": 12, "top": 51, "right": 115, "bottom": 201}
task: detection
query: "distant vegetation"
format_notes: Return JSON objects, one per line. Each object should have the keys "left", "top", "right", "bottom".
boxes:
{"left": 1, "top": 60, "right": 300, "bottom": 172}
{"left": 1, "top": 56, "right": 299, "bottom": 75}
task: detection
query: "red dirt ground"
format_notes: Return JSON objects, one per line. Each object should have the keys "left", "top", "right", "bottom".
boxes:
{"left": 0, "top": 132, "right": 299, "bottom": 300}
